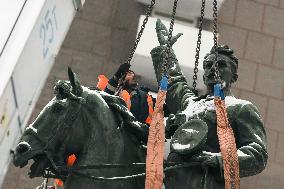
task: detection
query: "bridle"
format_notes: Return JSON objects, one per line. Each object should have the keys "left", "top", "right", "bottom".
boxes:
{"left": 23, "top": 98, "right": 83, "bottom": 177}
{"left": 24, "top": 95, "right": 201, "bottom": 182}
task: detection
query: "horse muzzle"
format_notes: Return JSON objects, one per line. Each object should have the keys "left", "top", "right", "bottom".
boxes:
{"left": 13, "top": 142, "right": 31, "bottom": 165}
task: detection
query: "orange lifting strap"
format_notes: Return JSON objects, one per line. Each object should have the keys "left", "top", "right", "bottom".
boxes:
{"left": 145, "top": 90, "right": 166, "bottom": 189}
{"left": 215, "top": 97, "right": 240, "bottom": 189}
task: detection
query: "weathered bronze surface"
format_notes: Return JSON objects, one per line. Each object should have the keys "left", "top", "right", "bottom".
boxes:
{"left": 151, "top": 19, "right": 268, "bottom": 189}
{"left": 13, "top": 68, "right": 148, "bottom": 189}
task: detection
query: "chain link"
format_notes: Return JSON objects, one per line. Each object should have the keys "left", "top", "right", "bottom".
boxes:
{"left": 213, "top": 0, "right": 218, "bottom": 49}
{"left": 212, "top": 0, "right": 221, "bottom": 83}
{"left": 163, "top": 0, "right": 179, "bottom": 75}
{"left": 125, "top": 0, "right": 156, "bottom": 65}
{"left": 115, "top": 0, "right": 155, "bottom": 95}
{"left": 192, "top": 0, "right": 206, "bottom": 92}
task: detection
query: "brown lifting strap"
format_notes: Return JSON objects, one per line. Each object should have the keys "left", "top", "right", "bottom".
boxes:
{"left": 145, "top": 90, "right": 166, "bottom": 189}
{"left": 214, "top": 97, "right": 240, "bottom": 189}
{"left": 145, "top": 0, "right": 179, "bottom": 188}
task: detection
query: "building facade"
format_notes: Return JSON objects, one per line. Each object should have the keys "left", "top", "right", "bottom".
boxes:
{"left": 2, "top": 0, "right": 284, "bottom": 188}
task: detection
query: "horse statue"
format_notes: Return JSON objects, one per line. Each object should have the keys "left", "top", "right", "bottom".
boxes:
{"left": 13, "top": 68, "right": 149, "bottom": 189}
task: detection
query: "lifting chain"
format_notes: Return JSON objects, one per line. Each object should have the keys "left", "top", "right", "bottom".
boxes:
{"left": 115, "top": 0, "right": 155, "bottom": 95}
{"left": 212, "top": 0, "right": 221, "bottom": 84}
{"left": 163, "top": 0, "right": 179, "bottom": 75}
{"left": 213, "top": 0, "right": 218, "bottom": 49}
{"left": 125, "top": 0, "right": 156, "bottom": 65}
{"left": 192, "top": 0, "right": 206, "bottom": 92}
{"left": 192, "top": 0, "right": 222, "bottom": 91}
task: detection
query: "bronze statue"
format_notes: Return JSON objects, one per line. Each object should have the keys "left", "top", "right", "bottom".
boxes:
{"left": 13, "top": 68, "right": 149, "bottom": 189}
{"left": 151, "top": 19, "right": 268, "bottom": 189}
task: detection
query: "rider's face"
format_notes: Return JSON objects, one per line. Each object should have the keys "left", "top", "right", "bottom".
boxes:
{"left": 203, "top": 54, "right": 236, "bottom": 89}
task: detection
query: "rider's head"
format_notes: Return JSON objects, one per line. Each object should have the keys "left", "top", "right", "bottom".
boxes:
{"left": 203, "top": 45, "right": 238, "bottom": 92}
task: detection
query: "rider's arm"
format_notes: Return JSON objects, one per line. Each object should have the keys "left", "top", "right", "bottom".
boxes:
{"left": 192, "top": 103, "right": 268, "bottom": 180}
{"left": 151, "top": 46, "right": 196, "bottom": 114}
{"left": 234, "top": 103, "right": 268, "bottom": 177}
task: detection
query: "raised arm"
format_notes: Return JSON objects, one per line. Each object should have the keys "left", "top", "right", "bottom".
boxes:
{"left": 150, "top": 19, "right": 196, "bottom": 114}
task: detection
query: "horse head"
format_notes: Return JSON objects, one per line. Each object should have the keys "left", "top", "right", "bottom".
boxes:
{"left": 13, "top": 68, "right": 148, "bottom": 189}
{"left": 13, "top": 68, "right": 109, "bottom": 178}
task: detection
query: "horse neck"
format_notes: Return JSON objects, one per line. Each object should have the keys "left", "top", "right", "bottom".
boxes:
{"left": 64, "top": 92, "right": 145, "bottom": 189}
{"left": 76, "top": 101, "right": 125, "bottom": 167}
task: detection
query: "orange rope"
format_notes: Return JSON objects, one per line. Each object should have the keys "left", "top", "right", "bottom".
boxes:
{"left": 145, "top": 90, "right": 166, "bottom": 189}
{"left": 215, "top": 98, "right": 240, "bottom": 189}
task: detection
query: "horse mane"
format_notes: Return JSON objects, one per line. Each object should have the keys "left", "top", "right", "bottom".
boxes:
{"left": 53, "top": 80, "right": 149, "bottom": 144}
{"left": 91, "top": 88, "right": 149, "bottom": 144}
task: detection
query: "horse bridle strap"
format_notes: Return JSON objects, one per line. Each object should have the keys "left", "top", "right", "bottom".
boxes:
{"left": 27, "top": 100, "right": 83, "bottom": 173}
{"left": 46, "top": 162, "right": 200, "bottom": 181}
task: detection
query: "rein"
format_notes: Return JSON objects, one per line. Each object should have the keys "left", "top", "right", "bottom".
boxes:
{"left": 25, "top": 98, "right": 83, "bottom": 173}
{"left": 44, "top": 161, "right": 201, "bottom": 181}
{"left": 29, "top": 95, "right": 200, "bottom": 182}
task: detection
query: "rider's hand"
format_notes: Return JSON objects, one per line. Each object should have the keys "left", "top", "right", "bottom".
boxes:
{"left": 114, "top": 63, "right": 131, "bottom": 79}
{"left": 191, "top": 151, "right": 221, "bottom": 170}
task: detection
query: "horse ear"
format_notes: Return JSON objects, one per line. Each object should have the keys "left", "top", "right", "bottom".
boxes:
{"left": 68, "top": 67, "right": 83, "bottom": 96}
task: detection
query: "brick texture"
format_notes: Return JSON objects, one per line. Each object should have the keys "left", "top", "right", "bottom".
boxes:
{"left": 91, "top": 24, "right": 112, "bottom": 56}
{"left": 113, "top": 0, "right": 145, "bottom": 30}
{"left": 63, "top": 18, "right": 96, "bottom": 52}
{"left": 219, "top": 24, "right": 248, "bottom": 58}
{"left": 71, "top": 51, "right": 105, "bottom": 86}
{"left": 255, "top": 0, "right": 280, "bottom": 6}
{"left": 235, "top": 0, "right": 264, "bottom": 32}
{"left": 265, "top": 128, "right": 278, "bottom": 162}
{"left": 266, "top": 99, "right": 284, "bottom": 132}
{"left": 263, "top": 6, "right": 284, "bottom": 39}
{"left": 77, "top": 0, "right": 115, "bottom": 25}
{"left": 1, "top": 162, "right": 49, "bottom": 189}
{"left": 273, "top": 38, "right": 284, "bottom": 69}
{"left": 239, "top": 90, "right": 268, "bottom": 119}
{"left": 245, "top": 32, "right": 274, "bottom": 65}
{"left": 255, "top": 65, "right": 284, "bottom": 98}
{"left": 234, "top": 59, "right": 257, "bottom": 91}
{"left": 49, "top": 48, "right": 75, "bottom": 80}
{"left": 231, "top": 87, "right": 241, "bottom": 98}
{"left": 275, "top": 133, "right": 284, "bottom": 164}
{"left": 111, "top": 28, "right": 138, "bottom": 64}
{"left": 281, "top": 0, "right": 284, "bottom": 9}
{"left": 240, "top": 176, "right": 257, "bottom": 189}
{"left": 257, "top": 161, "right": 284, "bottom": 189}
{"left": 219, "top": 1, "right": 284, "bottom": 187}
{"left": 218, "top": 0, "right": 237, "bottom": 24}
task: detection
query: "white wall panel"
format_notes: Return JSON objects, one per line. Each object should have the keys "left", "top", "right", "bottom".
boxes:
{"left": 0, "top": 80, "right": 17, "bottom": 144}
{"left": 0, "top": 80, "right": 20, "bottom": 187}
{"left": 12, "top": 0, "right": 76, "bottom": 128}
